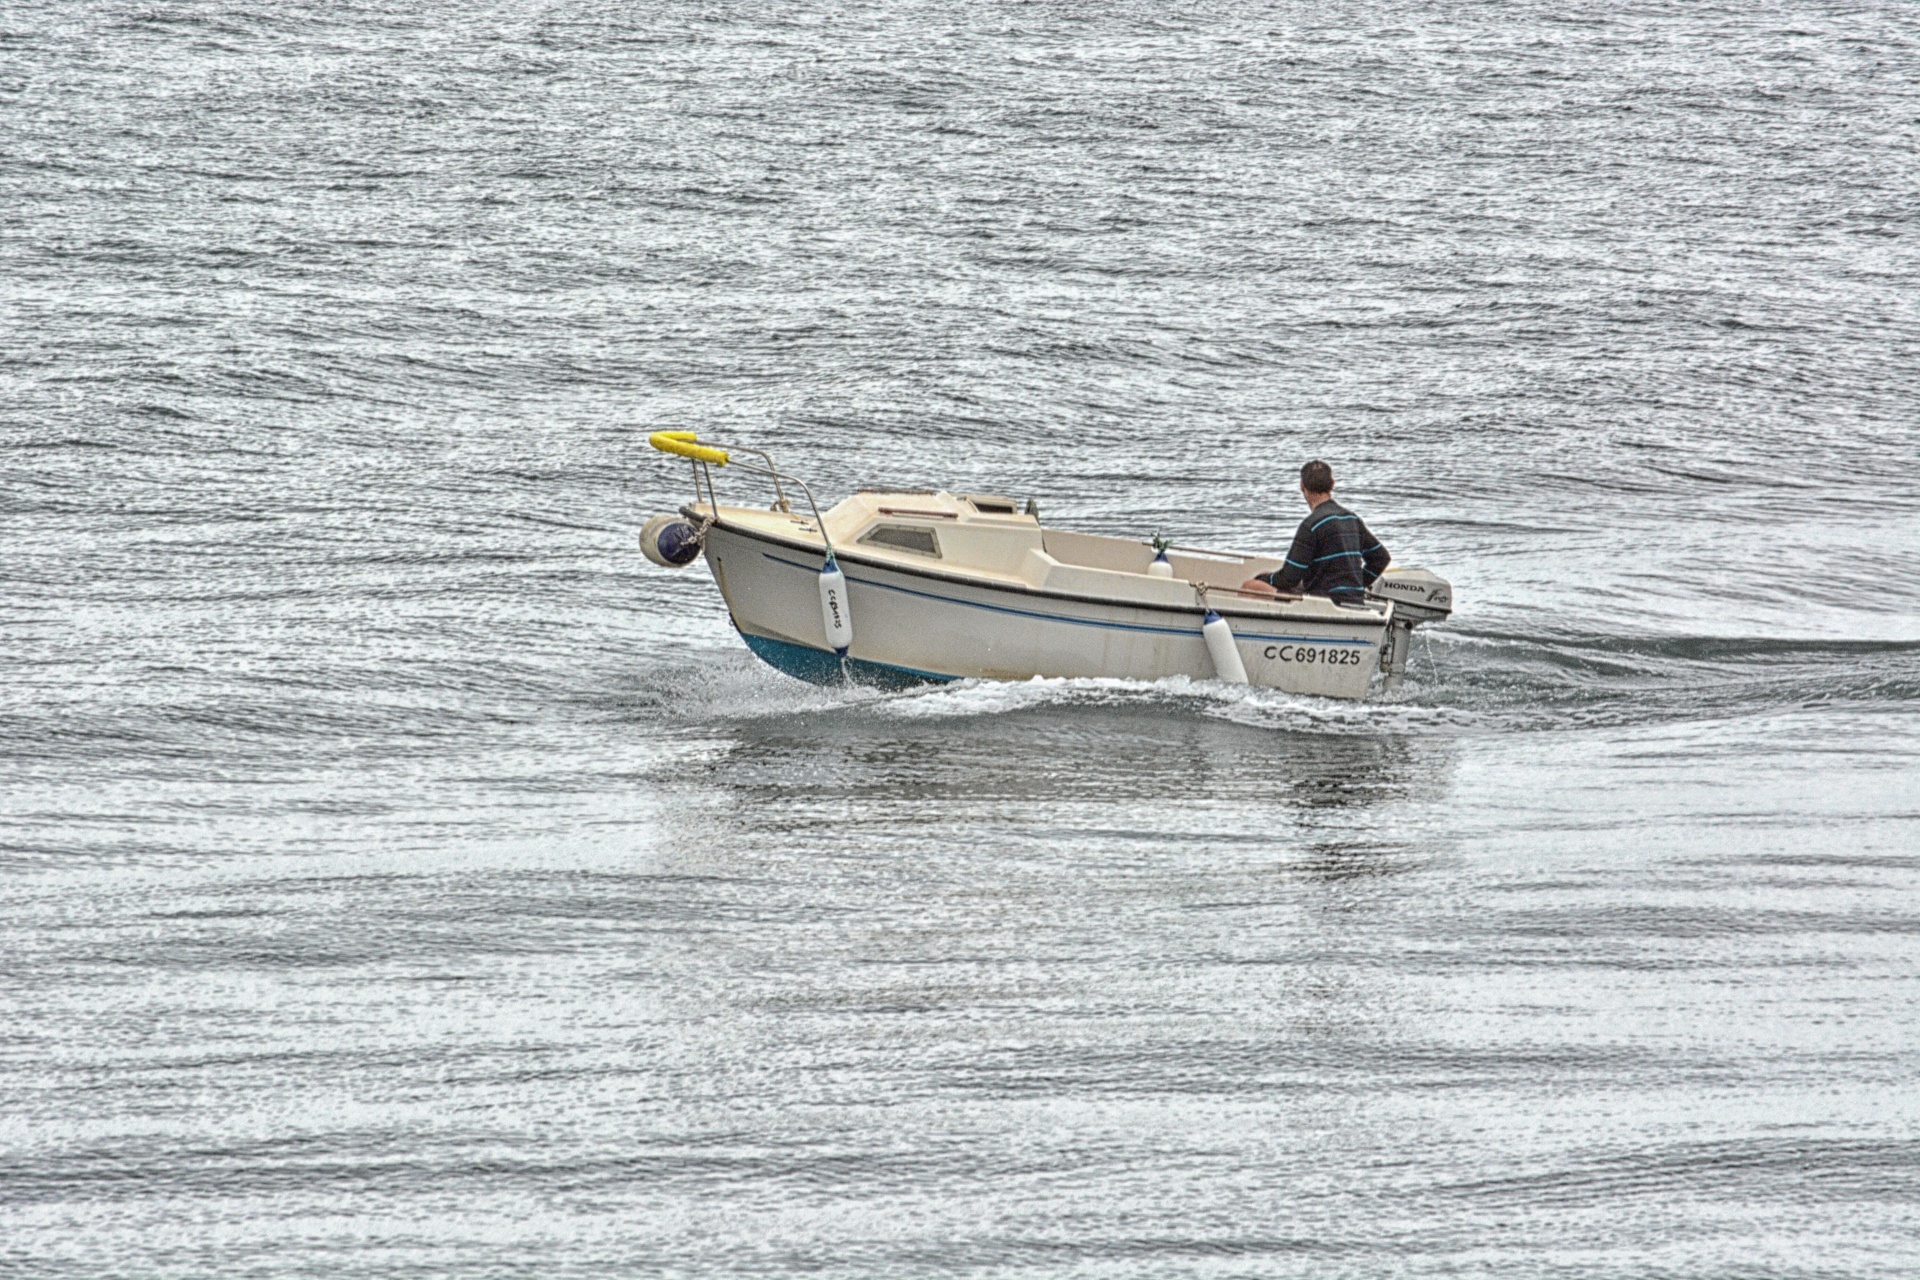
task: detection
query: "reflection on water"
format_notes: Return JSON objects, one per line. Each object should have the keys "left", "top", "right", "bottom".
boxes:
{"left": 662, "top": 698, "right": 1452, "bottom": 956}
{"left": 707, "top": 698, "right": 1445, "bottom": 817}
{"left": 633, "top": 697, "right": 1460, "bottom": 1142}
{"left": 1295, "top": 839, "right": 1418, "bottom": 884}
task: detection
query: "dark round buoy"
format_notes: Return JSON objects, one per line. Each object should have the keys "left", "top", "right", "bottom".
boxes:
{"left": 640, "top": 514, "right": 702, "bottom": 567}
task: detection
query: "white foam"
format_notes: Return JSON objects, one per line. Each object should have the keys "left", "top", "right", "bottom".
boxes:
{"left": 865, "top": 674, "right": 1163, "bottom": 719}
{"left": 847, "top": 671, "right": 1482, "bottom": 734}
{"left": 654, "top": 645, "right": 1491, "bottom": 734}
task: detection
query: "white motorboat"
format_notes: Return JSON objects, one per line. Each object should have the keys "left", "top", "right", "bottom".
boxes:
{"left": 638, "top": 433, "right": 1453, "bottom": 700}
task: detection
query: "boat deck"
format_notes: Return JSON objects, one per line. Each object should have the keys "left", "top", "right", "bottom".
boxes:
{"left": 690, "top": 489, "right": 1390, "bottom": 624}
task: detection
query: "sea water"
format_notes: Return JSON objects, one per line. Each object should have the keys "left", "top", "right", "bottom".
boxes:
{"left": 4, "top": 2, "right": 1918, "bottom": 1275}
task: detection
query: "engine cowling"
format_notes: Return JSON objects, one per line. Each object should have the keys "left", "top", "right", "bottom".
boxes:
{"left": 1369, "top": 567, "right": 1452, "bottom": 625}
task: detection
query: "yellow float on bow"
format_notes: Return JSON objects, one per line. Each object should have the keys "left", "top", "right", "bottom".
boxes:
{"left": 649, "top": 431, "right": 730, "bottom": 466}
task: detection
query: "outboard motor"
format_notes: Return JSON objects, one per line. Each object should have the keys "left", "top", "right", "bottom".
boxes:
{"left": 1368, "top": 567, "right": 1453, "bottom": 688}
{"left": 639, "top": 513, "right": 703, "bottom": 567}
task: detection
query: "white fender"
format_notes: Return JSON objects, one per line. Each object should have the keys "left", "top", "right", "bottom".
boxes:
{"left": 1147, "top": 551, "right": 1173, "bottom": 578}
{"left": 818, "top": 554, "right": 853, "bottom": 655}
{"left": 1202, "top": 610, "right": 1248, "bottom": 684}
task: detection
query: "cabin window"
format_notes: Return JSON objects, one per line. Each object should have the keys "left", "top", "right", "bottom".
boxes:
{"left": 968, "top": 498, "right": 1016, "bottom": 514}
{"left": 858, "top": 524, "right": 941, "bottom": 557}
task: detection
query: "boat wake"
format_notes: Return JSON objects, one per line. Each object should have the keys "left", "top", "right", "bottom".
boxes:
{"left": 854, "top": 672, "right": 1480, "bottom": 736}
{"left": 654, "top": 626, "right": 1920, "bottom": 740}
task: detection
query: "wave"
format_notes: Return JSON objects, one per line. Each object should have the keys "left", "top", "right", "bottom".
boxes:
{"left": 656, "top": 619, "right": 1918, "bottom": 740}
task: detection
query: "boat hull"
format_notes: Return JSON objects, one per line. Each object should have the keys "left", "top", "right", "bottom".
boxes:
{"left": 701, "top": 523, "right": 1388, "bottom": 699}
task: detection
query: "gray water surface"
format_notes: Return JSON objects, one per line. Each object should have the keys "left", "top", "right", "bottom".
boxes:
{"left": 4, "top": 2, "right": 1919, "bottom": 1276}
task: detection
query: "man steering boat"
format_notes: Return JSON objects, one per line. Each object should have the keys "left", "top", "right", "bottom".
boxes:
{"left": 1239, "top": 460, "right": 1390, "bottom": 606}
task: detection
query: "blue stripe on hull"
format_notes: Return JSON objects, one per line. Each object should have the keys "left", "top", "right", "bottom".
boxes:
{"left": 758, "top": 551, "right": 1377, "bottom": 647}
{"left": 739, "top": 631, "right": 960, "bottom": 690}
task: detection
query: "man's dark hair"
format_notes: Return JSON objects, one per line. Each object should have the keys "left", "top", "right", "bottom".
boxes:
{"left": 1300, "top": 460, "right": 1335, "bottom": 494}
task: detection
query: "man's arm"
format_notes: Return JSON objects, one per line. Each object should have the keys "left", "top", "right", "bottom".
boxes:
{"left": 1358, "top": 520, "right": 1390, "bottom": 585}
{"left": 1253, "top": 519, "right": 1315, "bottom": 594}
